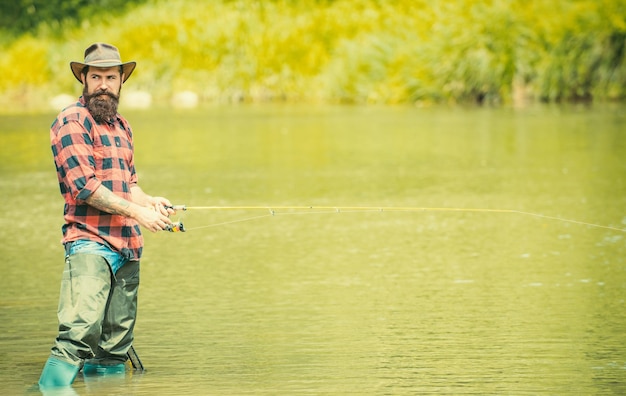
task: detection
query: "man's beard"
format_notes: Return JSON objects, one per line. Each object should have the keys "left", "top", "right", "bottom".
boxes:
{"left": 84, "top": 86, "right": 120, "bottom": 123}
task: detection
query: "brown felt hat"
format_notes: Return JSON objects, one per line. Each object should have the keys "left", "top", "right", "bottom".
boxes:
{"left": 70, "top": 43, "right": 136, "bottom": 83}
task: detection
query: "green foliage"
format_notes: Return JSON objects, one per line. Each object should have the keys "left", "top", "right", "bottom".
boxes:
{"left": 0, "top": 0, "right": 625, "bottom": 111}
{"left": 0, "top": 0, "right": 148, "bottom": 36}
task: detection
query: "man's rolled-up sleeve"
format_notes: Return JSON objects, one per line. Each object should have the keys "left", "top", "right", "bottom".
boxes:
{"left": 52, "top": 121, "right": 102, "bottom": 202}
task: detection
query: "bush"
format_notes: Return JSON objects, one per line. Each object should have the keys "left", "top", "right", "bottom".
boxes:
{"left": 0, "top": 0, "right": 624, "bottom": 111}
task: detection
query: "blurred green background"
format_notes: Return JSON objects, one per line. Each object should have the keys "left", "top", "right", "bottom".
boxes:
{"left": 1, "top": 0, "right": 625, "bottom": 112}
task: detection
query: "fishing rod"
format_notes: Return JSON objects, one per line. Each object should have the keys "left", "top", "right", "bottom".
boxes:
{"left": 164, "top": 205, "right": 626, "bottom": 233}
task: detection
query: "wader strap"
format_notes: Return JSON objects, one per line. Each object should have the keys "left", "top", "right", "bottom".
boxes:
{"left": 64, "top": 242, "right": 73, "bottom": 256}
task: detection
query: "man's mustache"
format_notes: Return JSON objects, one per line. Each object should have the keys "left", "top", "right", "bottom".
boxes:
{"left": 91, "top": 90, "right": 119, "bottom": 100}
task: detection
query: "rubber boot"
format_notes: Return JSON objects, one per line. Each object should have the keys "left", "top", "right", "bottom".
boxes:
{"left": 38, "top": 357, "right": 79, "bottom": 389}
{"left": 82, "top": 361, "right": 126, "bottom": 376}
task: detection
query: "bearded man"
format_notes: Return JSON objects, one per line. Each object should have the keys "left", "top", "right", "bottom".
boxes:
{"left": 39, "top": 43, "right": 175, "bottom": 388}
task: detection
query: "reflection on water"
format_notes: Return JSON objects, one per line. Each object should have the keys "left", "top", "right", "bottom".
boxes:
{"left": 1, "top": 104, "right": 625, "bottom": 394}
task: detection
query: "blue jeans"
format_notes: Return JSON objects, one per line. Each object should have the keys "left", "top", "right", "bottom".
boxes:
{"left": 67, "top": 240, "right": 127, "bottom": 274}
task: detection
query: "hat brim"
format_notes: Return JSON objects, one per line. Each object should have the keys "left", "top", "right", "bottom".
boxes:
{"left": 70, "top": 61, "right": 136, "bottom": 83}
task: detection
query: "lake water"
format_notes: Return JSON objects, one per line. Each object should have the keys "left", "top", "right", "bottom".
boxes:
{"left": 1, "top": 104, "right": 625, "bottom": 395}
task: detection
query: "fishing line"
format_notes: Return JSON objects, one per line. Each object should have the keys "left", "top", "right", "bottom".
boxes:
{"left": 167, "top": 205, "right": 626, "bottom": 233}
{"left": 185, "top": 213, "right": 273, "bottom": 231}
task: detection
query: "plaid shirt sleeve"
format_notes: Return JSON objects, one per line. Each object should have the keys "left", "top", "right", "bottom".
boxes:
{"left": 51, "top": 115, "right": 102, "bottom": 202}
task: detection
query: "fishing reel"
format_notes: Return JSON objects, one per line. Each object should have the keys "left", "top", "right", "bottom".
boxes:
{"left": 165, "top": 221, "right": 185, "bottom": 232}
{"left": 162, "top": 204, "right": 186, "bottom": 232}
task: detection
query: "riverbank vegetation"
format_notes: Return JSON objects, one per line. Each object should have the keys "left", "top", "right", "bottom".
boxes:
{"left": 1, "top": 0, "right": 625, "bottom": 112}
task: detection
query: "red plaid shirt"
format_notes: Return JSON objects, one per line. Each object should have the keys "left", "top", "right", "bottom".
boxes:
{"left": 50, "top": 97, "right": 143, "bottom": 260}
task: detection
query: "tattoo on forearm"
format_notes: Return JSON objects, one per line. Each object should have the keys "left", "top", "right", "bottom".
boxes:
{"left": 86, "top": 186, "right": 133, "bottom": 217}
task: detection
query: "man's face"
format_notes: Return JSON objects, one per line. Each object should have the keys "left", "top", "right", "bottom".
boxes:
{"left": 83, "top": 66, "right": 123, "bottom": 97}
{"left": 82, "top": 66, "right": 125, "bottom": 123}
